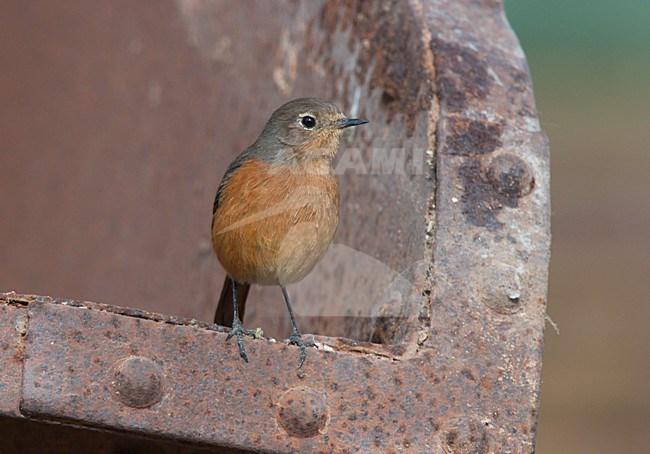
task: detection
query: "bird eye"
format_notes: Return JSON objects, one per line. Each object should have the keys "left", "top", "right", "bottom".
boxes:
{"left": 300, "top": 115, "right": 316, "bottom": 129}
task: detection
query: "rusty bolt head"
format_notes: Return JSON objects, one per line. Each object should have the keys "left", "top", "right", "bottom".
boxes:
{"left": 439, "top": 417, "right": 488, "bottom": 453}
{"left": 111, "top": 356, "right": 164, "bottom": 408}
{"left": 480, "top": 264, "right": 525, "bottom": 315}
{"left": 276, "top": 387, "right": 328, "bottom": 438}
{"left": 487, "top": 154, "right": 534, "bottom": 198}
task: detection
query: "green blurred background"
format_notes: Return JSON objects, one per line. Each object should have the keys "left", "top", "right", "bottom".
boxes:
{"left": 504, "top": 1, "right": 650, "bottom": 452}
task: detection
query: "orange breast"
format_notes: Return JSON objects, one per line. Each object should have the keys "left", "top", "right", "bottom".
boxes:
{"left": 212, "top": 159, "right": 339, "bottom": 286}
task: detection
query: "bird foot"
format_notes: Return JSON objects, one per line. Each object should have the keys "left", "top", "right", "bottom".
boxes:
{"left": 226, "top": 319, "right": 257, "bottom": 362}
{"left": 288, "top": 330, "right": 315, "bottom": 369}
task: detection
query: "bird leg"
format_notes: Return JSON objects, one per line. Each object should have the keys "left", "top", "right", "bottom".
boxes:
{"left": 281, "top": 286, "right": 315, "bottom": 369}
{"left": 225, "top": 279, "right": 256, "bottom": 362}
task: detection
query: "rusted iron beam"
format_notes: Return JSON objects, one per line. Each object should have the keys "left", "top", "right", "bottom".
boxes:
{"left": 0, "top": 303, "right": 26, "bottom": 418}
{"left": 0, "top": 0, "right": 549, "bottom": 452}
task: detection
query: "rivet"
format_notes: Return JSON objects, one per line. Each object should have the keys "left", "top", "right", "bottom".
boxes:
{"left": 277, "top": 387, "right": 328, "bottom": 438}
{"left": 481, "top": 264, "right": 524, "bottom": 315}
{"left": 439, "top": 417, "right": 488, "bottom": 453}
{"left": 487, "top": 154, "right": 534, "bottom": 198}
{"left": 112, "top": 356, "right": 164, "bottom": 408}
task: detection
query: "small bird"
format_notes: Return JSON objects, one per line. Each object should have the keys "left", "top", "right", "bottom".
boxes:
{"left": 211, "top": 98, "right": 368, "bottom": 368}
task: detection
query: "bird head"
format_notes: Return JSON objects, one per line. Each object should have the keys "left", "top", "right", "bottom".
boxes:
{"left": 257, "top": 97, "right": 368, "bottom": 164}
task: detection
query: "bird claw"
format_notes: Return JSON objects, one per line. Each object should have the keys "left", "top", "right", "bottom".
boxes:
{"left": 226, "top": 319, "right": 256, "bottom": 362}
{"left": 288, "top": 330, "right": 314, "bottom": 369}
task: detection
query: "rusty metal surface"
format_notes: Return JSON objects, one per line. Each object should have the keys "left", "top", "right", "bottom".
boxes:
{"left": 0, "top": 302, "right": 26, "bottom": 417}
{"left": 421, "top": 2, "right": 550, "bottom": 452}
{"left": 0, "top": 0, "right": 549, "bottom": 452}
{"left": 264, "top": 0, "right": 436, "bottom": 340}
{"left": 0, "top": 0, "right": 241, "bottom": 325}
{"left": 11, "top": 265, "right": 548, "bottom": 453}
{"left": 0, "top": 0, "right": 435, "bottom": 342}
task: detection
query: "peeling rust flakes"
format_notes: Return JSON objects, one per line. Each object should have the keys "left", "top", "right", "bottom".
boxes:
{"left": 457, "top": 150, "right": 535, "bottom": 229}
{"left": 431, "top": 38, "right": 491, "bottom": 111}
{"left": 431, "top": 33, "right": 538, "bottom": 121}
{"left": 438, "top": 115, "right": 533, "bottom": 229}
{"left": 444, "top": 118, "right": 503, "bottom": 156}
{"left": 458, "top": 160, "right": 505, "bottom": 230}
{"left": 443, "top": 116, "right": 506, "bottom": 228}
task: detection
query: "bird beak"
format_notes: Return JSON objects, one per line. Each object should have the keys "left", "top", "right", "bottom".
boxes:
{"left": 336, "top": 117, "right": 369, "bottom": 129}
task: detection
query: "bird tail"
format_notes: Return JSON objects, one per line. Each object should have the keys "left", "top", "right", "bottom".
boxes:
{"left": 214, "top": 277, "right": 250, "bottom": 327}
